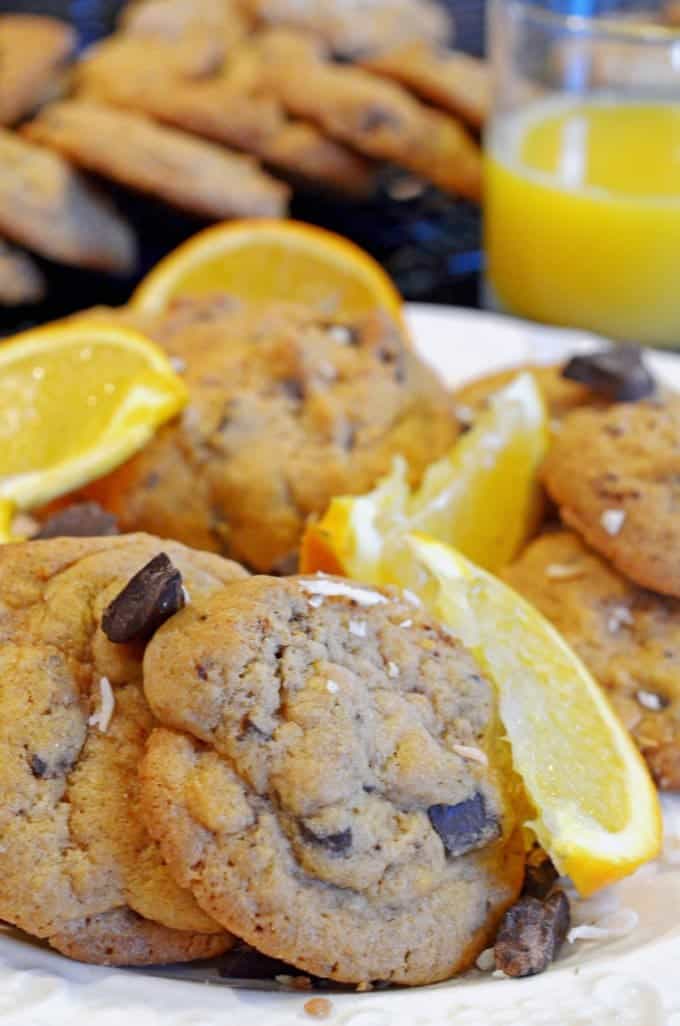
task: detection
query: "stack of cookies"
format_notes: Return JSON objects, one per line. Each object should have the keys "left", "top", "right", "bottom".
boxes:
{"left": 457, "top": 347, "right": 680, "bottom": 794}
{"left": 0, "top": 0, "right": 490, "bottom": 306}
{"left": 0, "top": 529, "right": 525, "bottom": 982}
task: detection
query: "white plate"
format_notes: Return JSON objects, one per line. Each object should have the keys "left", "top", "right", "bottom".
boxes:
{"left": 2, "top": 305, "right": 680, "bottom": 1026}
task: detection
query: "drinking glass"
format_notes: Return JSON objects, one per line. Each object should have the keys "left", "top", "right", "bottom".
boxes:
{"left": 484, "top": 0, "right": 680, "bottom": 347}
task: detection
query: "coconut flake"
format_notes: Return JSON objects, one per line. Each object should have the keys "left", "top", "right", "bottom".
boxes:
{"left": 326, "top": 679, "right": 340, "bottom": 694}
{"left": 300, "top": 579, "right": 387, "bottom": 606}
{"left": 545, "top": 563, "right": 584, "bottom": 580}
{"left": 182, "top": 585, "right": 191, "bottom": 606}
{"left": 399, "top": 618, "right": 413, "bottom": 628}
{"left": 387, "top": 661, "right": 400, "bottom": 678}
{"left": 606, "top": 606, "right": 634, "bottom": 633}
{"left": 327, "top": 325, "right": 353, "bottom": 345}
{"left": 349, "top": 619, "right": 366, "bottom": 637}
{"left": 475, "top": 947, "right": 496, "bottom": 972}
{"left": 567, "top": 908, "right": 639, "bottom": 943}
{"left": 600, "top": 509, "right": 626, "bottom": 536}
{"left": 402, "top": 589, "right": 422, "bottom": 607}
{"left": 308, "top": 595, "right": 324, "bottom": 608}
{"left": 452, "top": 744, "right": 489, "bottom": 766}
{"left": 636, "top": 689, "right": 663, "bottom": 711}
{"left": 88, "top": 677, "right": 115, "bottom": 733}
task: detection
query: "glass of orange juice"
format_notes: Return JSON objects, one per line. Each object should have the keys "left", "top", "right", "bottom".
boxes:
{"left": 485, "top": 1, "right": 680, "bottom": 347}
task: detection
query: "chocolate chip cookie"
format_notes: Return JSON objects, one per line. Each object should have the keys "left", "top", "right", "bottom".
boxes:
{"left": 0, "top": 15, "right": 75, "bottom": 127}
{"left": 140, "top": 575, "right": 524, "bottom": 985}
{"left": 542, "top": 399, "right": 680, "bottom": 596}
{"left": 0, "top": 533, "right": 246, "bottom": 964}
{"left": 504, "top": 530, "right": 680, "bottom": 790}
{"left": 81, "top": 295, "right": 459, "bottom": 574}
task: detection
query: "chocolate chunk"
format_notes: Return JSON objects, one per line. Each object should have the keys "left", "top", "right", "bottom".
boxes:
{"left": 360, "top": 106, "right": 402, "bottom": 132}
{"left": 300, "top": 823, "right": 353, "bottom": 854}
{"left": 522, "top": 848, "right": 559, "bottom": 900}
{"left": 218, "top": 944, "right": 297, "bottom": 981}
{"left": 30, "top": 754, "right": 48, "bottom": 778}
{"left": 101, "top": 553, "right": 185, "bottom": 643}
{"left": 35, "top": 503, "right": 119, "bottom": 540}
{"left": 428, "top": 793, "right": 500, "bottom": 857}
{"left": 281, "top": 378, "right": 305, "bottom": 401}
{"left": 495, "top": 890, "right": 570, "bottom": 978}
{"left": 562, "top": 346, "right": 656, "bottom": 402}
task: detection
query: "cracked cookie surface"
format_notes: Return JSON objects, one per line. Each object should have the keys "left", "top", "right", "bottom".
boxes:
{"left": 141, "top": 574, "right": 524, "bottom": 984}
{"left": 0, "top": 533, "right": 245, "bottom": 964}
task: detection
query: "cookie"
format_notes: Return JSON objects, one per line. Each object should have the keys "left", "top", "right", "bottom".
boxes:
{"left": 241, "top": 0, "right": 452, "bottom": 58}
{"left": 0, "top": 239, "right": 46, "bottom": 305}
{"left": 23, "top": 100, "right": 289, "bottom": 220}
{"left": 0, "top": 533, "right": 246, "bottom": 963}
{"left": 140, "top": 575, "right": 524, "bottom": 984}
{"left": 76, "top": 35, "right": 376, "bottom": 197}
{"left": 542, "top": 399, "right": 680, "bottom": 596}
{"left": 452, "top": 364, "right": 606, "bottom": 428}
{"left": 78, "top": 295, "right": 459, "bottom": 573}
{"left": 361, "top": 43, "right": 490, "bottom": 129}
{"left": 120, "top": 0, "right": 253, "bottom": 70}
{"left": 0, "top": 129, "right": 136, "bottom": 273}
{"left": 249, "top": 30, "right": 482, "bottom": 201}
{"left": 504, "top": 530, "right": 680, "bottom": 791}
{"left": 0, "top": 15, "right": 75, "bottom": 127}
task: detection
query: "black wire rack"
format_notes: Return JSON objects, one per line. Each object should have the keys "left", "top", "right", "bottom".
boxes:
{"left": 0, "top": 0, "right": 486, "bottom": 333}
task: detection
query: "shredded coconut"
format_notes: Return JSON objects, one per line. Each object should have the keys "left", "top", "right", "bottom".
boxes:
{"left": 452, "top": 744, "right": 489, "bottom": 766}
{"left": 545, "top": 563, "right": 584, "bottom": 580}
{"left": 349, "top": 619, "right": 366, "bottom": 637}
{"left": 402, "top": 589, "right": 422, "bottom": 607}
{"left": 492, "top": 969, "right": 510, "bottom": 980}
{"left": 181, "top": 585, "right": 191, "bottom": 606}
{"left": 567, "top": 908, "right": 639, "bottom": 943}
{"left": 300, "top": 579, "right": 387, "bottom": 606}
{"left": 399, "top": 618, "right": 413, "bottom": 628}
{"left": 88, "top": 677, "right": 115, "bottom": 733}
{"left": 475, "top": 947, "right": 496, "bottom": 971}
{"left": 636, "top": 689, "right": 663, "bottom": 711}
{"left": 326, "top": 679, "right": 339, "bottom": 694}
{"left": 387, "top": 661, "right": 400, "bottom": 678}
{"left": 600, "top": 509, "right": 626, "bottom": 535}
{"left": 170, "top": 355, "right": 186, "bottom": 373}
{"left": 327, "top": 325, "right": 352, "bottom": 345}
{"left": 606, "top": 605, "right": 634, "bottom": 633}
{"left": 308, "top": 595, "right": 324, "bottom": 608}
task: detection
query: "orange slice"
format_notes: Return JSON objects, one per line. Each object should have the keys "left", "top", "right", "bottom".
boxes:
{"left": 132, "top": 219, "right": 404, "bottom": 321}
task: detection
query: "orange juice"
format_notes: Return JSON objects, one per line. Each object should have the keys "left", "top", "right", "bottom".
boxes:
{"left": 485, "top": 99, "right": 680, "bottom": 346}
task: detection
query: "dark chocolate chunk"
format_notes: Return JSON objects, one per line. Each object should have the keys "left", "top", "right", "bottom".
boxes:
{"left": 218, "top": 944, "right": 298, "bottom": 981}
{"left": 522, "top": 848, "right": 559, "bottom": 900}
{"left": 562, "top": 346, "right": 656, "bottom": 402}
{"left": 300, "top": 822, "right": 353, "bottom": 854}
{"left": 281, "top": 378, "right": 305, "bottom": 401}
{"left": 35, "top": 503, "right": 119, "bottom": 540}
{"left": 494, "top": 890, "right": 570, "bottom": 978}
{"left": 30, "top": 754, "right": 48, "bottom": 778}
{"left": 428, "top": 793, "right": 500, "bottom": 857}
{"left": 101, "top": 552, "right": 185, "bottom": 643}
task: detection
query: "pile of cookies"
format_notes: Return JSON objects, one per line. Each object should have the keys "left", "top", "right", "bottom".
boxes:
{"left": 456, "top": 347, "right": 680, "bottom": 794}
{"left": 0, "top": 0, "right": 490, "bottom": 307}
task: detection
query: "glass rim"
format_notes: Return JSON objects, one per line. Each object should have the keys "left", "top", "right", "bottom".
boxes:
{"left": 504, "top": 1, "right": 680, "bottom": 43}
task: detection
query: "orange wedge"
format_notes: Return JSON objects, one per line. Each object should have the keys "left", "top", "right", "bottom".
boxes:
{"left": 132, "top": 219, "right": 404, "bottom": 321}
{"left": 0, "top": 322, "right": 187, "bottom": 514}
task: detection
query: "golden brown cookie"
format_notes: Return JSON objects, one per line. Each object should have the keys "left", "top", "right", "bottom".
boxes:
{"left": 0, "top": 129, "right": 136, "bottom": 273}
{"left": 76, "top": 35, "right": 376, "bottom": 196}
{"left": 241, "top": 0, "right": 453, "bottom": 57}
{"left": 120, "top": 0, "right": 253, "bottom": 70}
{"left": 0, "top": 15, "right": 75, "bottom": 127}
{"left": 23, "top": 100, "right": 289, "bottom": 219}
{"left": 0, "top": 533, "right": 246, "bottom": 964}
{"left": 361, "top": 43, "right": 490, "bottom": 129}
{"left": 248, "top": 30, "right": 482, "bottom": 201}
{"left": 542, "top": 399, "right": 680, "bottom": 596}
{"left": 0, "top": 239, "right": 46, "bottom": 305}
{"left": 78, "top": 295, "right": 459, "bottom": 573}
{"left": 140, "top": 575, "right": 524, "bottom": 984}
{"left": 504, "top": 530, "right": 680, "bottom": 791}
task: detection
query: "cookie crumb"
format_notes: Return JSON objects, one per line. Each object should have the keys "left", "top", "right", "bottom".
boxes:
{"left": 545, "top": 563, "right": 584, "bottom": 580}
{"left": 387, "top": 661, "right": 400, "bottom": 678}
{"left": 475, "top": 947, "right": 496, "bottom": 971}
{"left": 276, "top": 974, "right": 313, "bottom": 991}
{"left": 636, "top": 689, "right": 665, "bottom": 711}
{"left": 349, "top": 618, "right": 366, "bottom": 637}
{"left": 452, "top": 744, "right": 488, "bottom": 766}
{"left": 88, "top": 676, "right": 115, "bottom": 733}
{"left": 600, "top": 509, "right": 626, "bottom": 536}
{"left": 304, "top": 997, "right": 333, "bottom": 1018}
{"left": 356, "top": 980, "right": 373, "bottom": 992}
